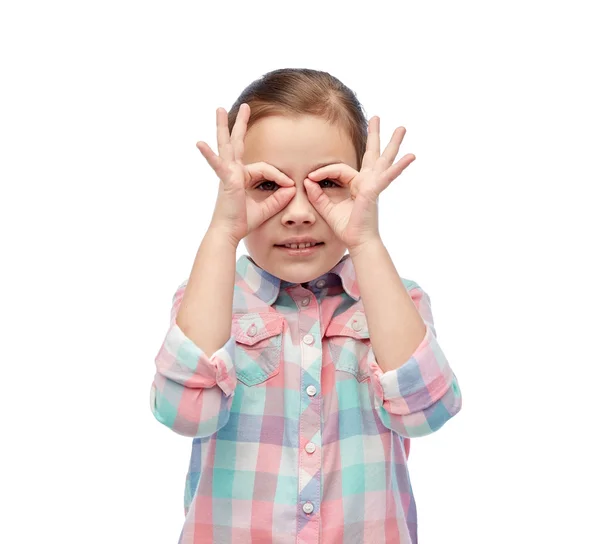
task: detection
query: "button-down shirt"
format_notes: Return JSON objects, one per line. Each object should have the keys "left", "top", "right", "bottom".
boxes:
{"left": 150, "top": 254, "right": 462, "bottom": 543}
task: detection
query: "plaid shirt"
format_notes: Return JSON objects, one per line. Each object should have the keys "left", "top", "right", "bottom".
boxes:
{"left": 150, "top": 254, "right": 462, "bottom": 543}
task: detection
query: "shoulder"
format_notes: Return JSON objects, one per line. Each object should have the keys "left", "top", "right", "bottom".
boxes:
{"left": 172, "top": 279, "right": 189, "bottom": 303}
{"left": 401, "top": 277, "right": 421, "bottom": 292}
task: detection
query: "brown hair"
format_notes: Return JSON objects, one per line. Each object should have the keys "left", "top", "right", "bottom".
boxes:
{"left": 227, "top": 68, "right": 368, "bottom": 168}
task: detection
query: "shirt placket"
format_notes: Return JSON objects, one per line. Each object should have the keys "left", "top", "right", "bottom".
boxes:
{"left": 293, "top": 279, "right": 326, "bottom": 544}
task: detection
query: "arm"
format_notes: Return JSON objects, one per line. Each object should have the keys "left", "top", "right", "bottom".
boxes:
{"left": 150, "top": 228, "right": 238, "bottom": 437}
{"left": 349, "top": 239, "right": 462, "bottom": 438}
{"left": 176, "top": 228, "right": 237, "bottom": 355}
{"left": 303, "top": 115, "right": 461, "bottom": 438}
{"left": 151, "top": 104, "right": 297, "bottom": 437}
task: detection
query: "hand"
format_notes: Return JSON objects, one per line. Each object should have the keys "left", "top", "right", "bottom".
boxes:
{"left": 303, "top": 116, "right": 415, "bottom": 252}
{"left": 196, "top": 104, "right": 296, "bottom": 245}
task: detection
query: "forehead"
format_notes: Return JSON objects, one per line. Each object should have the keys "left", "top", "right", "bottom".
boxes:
{"left": 243, "top": 114, "right": 357, "bottom": 171}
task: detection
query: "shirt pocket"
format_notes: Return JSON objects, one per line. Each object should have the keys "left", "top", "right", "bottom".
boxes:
{"left": 232, "top": 312, "right": 285, "bottom": 386}
{"left": 324, "top": 308, "right": 371, "bottom": 382}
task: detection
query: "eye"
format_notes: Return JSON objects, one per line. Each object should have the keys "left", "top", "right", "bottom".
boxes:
{"left": 255, "top": 180, "right": 280, "bottom": 191}
{"left": 319, "top": 179, "right": 340, "bottom": 188}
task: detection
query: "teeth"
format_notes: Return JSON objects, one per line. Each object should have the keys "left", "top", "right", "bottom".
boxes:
{"left": 284, "top": 242, "right": 317, "bottom": 249}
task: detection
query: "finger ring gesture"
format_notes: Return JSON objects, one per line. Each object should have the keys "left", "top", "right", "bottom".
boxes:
{"left": 304, "top": 116, "right": 415, "bottom": 252}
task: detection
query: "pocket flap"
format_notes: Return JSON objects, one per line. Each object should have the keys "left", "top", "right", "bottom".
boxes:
{"left": 324, "top": 308, "right": 370, "bottom": 340}
{"left": 232, "top": 312, "right": 284, "bottom": 346}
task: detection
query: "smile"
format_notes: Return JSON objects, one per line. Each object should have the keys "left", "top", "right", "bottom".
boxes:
{"left": 274, "top": 242, "right": 325, "bottom": 256}
{"left": 277, "top": 242, "right": 324, "bottom": 249}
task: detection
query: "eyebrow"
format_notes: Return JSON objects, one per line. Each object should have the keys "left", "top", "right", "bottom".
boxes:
{"left": 271, "top": 160, "right": 343, "bottom": 176}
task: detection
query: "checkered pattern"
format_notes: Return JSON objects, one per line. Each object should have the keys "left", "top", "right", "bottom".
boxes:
{"left": 150, "top": 254, "right": 462, "bottom": 543}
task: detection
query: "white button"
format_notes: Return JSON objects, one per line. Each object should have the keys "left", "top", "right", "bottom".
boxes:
{"left": 305, "top": 442, "right": 316, "bottom": 453}
{"left": 306, "top": 385, "right": 317, "bottom": 397}
{"left": 303, "top": 502, "right": 314, "bottom": 514}
{"left": 247, "top": 324, "right": 257, "bottom": 337}
{"left": 316, "top": 279, "right": 326, "bottom": 288}
{"left": 303, "top": 334, "right": 314, "bottom": 345}
{"left": 301, "top": 297, "right": 310, "bottom": 306}
{"left": 351, "top": 320, "right": 362, "bottom": 331}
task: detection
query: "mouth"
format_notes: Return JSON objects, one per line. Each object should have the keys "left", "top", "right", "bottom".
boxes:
{"left": 275, "top": 241, "right": 325, "bottom": 249}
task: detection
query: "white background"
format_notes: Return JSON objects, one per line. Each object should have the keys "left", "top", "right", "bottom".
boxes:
{"left": 1, "top": 0, "right": 599, "bottom": 542}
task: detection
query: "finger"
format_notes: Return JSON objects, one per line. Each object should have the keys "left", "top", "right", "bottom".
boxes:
{"left": 378, "top": 126, "right": 406, "bottom": 173}
{"left": 306, "top": 163, "right": 357, "bottom": 186}
{"left": 216, "top": 107, "right": 234, "bottom": 162}
{"left": 304, "top": 178, "right": 335, "bottom": 220}
{"left": 246, "top": 162, "right": 296, "bottom": 188}
{"left": 230, "top": 103, "right": 250, "bottom": 161}
{"left": 375, "top": 153, "right": 416, "bottom": 193}
{"left": 362, "top": 116, "right": 381, "bottom": 171}
{"left": 196, "top": 140, "right": 225, "bottom": 177}
{"left": 248, "top": 186, "right": 296, "bottom": 227}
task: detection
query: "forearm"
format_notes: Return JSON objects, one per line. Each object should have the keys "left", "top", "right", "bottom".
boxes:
{"left": 349, "top": 238, "right": 426, "bottom": 373}
{"left": 176, "top": 227, "right": 238, "bottom": 356}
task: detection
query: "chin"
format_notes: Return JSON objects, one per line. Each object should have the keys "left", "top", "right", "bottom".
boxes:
{"left": 274, "top": 267, "right": 318, "bottom": 284}
{"left": 264, "top": 251, "right": 347, "bottom": 284}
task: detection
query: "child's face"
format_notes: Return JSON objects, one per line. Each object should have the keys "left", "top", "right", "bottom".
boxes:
{"left": 242, "top": 114, "right": 358, "bottom": 283}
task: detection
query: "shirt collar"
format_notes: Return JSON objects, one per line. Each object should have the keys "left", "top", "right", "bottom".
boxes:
{"left": 235, "top": 253, "right": 360, "bottom": 306}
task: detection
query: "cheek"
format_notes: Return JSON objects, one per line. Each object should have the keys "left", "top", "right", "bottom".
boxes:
{"left": 244, "top": 231, "right": 261, "bottom": 252}
{"left": 244, "top": 223, "right": 273, "bottom": 255}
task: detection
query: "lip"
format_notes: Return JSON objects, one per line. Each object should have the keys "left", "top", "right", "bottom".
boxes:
{"left": 275, "top": 243, "right": 323, "bottom": 257}
{"left": 275, "top": 237, "right": 322, "bottom": 246}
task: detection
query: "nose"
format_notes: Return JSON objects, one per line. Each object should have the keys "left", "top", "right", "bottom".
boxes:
{"left": 280, "top": 183, "right": 316, "bottom": 226}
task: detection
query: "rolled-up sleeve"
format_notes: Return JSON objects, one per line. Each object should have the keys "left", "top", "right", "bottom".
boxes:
{"left": 368, "top": 284, "right": 462, "bottom": 438}
{"left": 150, "top": 280, "right": 237, "bottom": 437}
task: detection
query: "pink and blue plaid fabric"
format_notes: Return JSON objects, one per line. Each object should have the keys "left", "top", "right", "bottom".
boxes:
{"left": 150, "top": 254, "right": 462, "bottom": 543}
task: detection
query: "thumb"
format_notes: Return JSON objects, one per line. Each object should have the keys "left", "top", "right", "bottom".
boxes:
{"left": 247, "top": 187, "right": 295, "bottom": 230}
{"left": 303, "top": 178, "right": 332, "bottom": 219}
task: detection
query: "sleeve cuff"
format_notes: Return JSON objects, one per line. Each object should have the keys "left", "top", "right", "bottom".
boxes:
{"left": 154, "top": 323, "right": 237, "bottom": 397}
{"left": 368, "top": 324, "right": 454, "bottom": 416}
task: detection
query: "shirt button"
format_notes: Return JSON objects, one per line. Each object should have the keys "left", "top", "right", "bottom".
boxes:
{"left": 305, "top": 442, "right": 316, "bottom": 454}
{"left": 247, "top": 324, "right": 257, "bottom": 337}
{"left": 301, "top": 297, "right": 310, "bottom": 307}
{"left": 351, "top": 320, "right": 362, "bottom": 331}
{"left": 303, "top": 502, "right": 314, "bottom": 514}
{"left": 303, "top": 334, "right": 314, "bottom": 345}
{"left": 306, "top": 385, "right": 317, "bottom": 397}
{"left": 316, "top": 279, "right": 326, "bottom": 288}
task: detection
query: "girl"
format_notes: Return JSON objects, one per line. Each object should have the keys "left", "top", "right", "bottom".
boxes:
{"left": 150, "top": 68, "right": 462, "bottom": 544}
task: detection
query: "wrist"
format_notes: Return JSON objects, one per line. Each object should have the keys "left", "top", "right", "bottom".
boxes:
{"left": 206, "top": 224, "right": 241, "bottom": 250}
{"left": 347, "top": 236, "right": 384, "bottom": 259}
{"left": 348, "top": 235, "right": 383, "bottom": 256}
